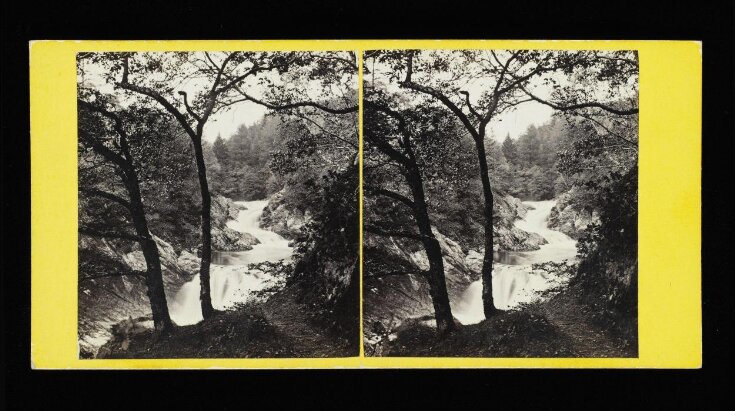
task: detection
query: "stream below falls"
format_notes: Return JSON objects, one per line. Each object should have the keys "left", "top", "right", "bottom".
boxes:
{"left": 168, "top": 200, "right": 293, "bottom": 326}
{"left": 451, "top": 200, "right": 578, "bottom": 325}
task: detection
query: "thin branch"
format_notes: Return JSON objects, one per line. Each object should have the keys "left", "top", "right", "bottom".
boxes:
{"left": 233, "top": 89, "right": 358, "bottom": 114}
{"left": 177, "top": 91, "right": 202, "bottom": 123}
{"left": 519, "top": 83, "right": 639, "bottom": 115}
{"left": 459, "top": 91, "right": 482, "bottom": 120}
{"left": 365, "top": 270, "right": 426, "bottom": 279}
{"left": 291, "top": 111, "right": 358, "bottom": 149}
{"left": 576, "top": 112, "right": 638, "bottom": 147}
{"left": 400, "top": 52, "right": 480, "bottom": 140}
{"left": 117, "top": 57, "right": 198, "bottom": 140}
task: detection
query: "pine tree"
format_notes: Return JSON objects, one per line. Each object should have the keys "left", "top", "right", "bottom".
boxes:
{"left": 501, "top": 133, "right": 518, "bottom": 165}
{"left": 212, "top": 134, "right": 229, "bottom": 165}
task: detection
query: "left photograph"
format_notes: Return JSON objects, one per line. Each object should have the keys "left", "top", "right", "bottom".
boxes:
{"left": 76, "top": 51, "right": 359, "bottom": 358}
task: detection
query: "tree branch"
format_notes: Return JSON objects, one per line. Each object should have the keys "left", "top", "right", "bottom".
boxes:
{"left": 364, "top": 224, "right": 425, "bottom": 241}
{"left": 233, "top": 89, "right": 358, "bottom": 114}
{"left": 79, "top": 227, "right": 145, "bottom": 242}
{"left": 363, "top": 129, "right": 412, "bottom": 167}
{"left": 365, "top": 270, "right": 426, "bottom": 280}
{"left": 79, "top": 270, "right": 147, "bottom": 283}
{"left": 79, "top": 187, "right": 131, "bottom": 210}
{"left": 459, "top": 91, "right": 482, "bottom": 121}
{"left": 400, "top": 52, "right": 480, "bottom": 140}
{"left": 519, "top": 83, "right": 639, "bottom": 115}
{"left": 364, "top": 185, "right": 415, "bottom": 208}
{"left": 177, "top": 91, "right": 202, "bottom": 123}
{"left": 117, "top": 57, "right": 199, "bottom": 140}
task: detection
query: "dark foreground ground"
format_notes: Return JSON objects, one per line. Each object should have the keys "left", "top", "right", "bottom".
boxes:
{"left": 96, "top": 287, "right": 358, "bottom": 359}
{"left": 377, "top": 289, "right": 637, "bottom": 358}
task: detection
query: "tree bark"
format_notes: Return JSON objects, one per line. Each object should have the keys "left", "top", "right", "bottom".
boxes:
{"left": 122, "top": 167, "right": 173, "bottom": 330}
{"left": 191, "top": 142, "right": 215, "bottom": 319}
{"left": 473, "top": 137, "right": 499, "bottom": 319}
{"left": 406, "top": 167, "right": 456, "bottom": 335}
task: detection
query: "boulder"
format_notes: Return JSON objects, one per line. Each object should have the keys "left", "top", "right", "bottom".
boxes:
{"left": 211, "top": 226, "right": 261, "bottom": 252}
{"left": 176, "top": 250, "right": 200, "bottom": 275}
{"left": 494, "top": 194, "right": 546, "bottom": 251}
{"left": 211, "top": 194, "right": 240, "bottom": 226}
{"left": 260, "top": 190, "right": 311, "bottom": 239}
{"left": 123, "top": 235, "right": 183, "bottom": 274}
{"left": 548, "top": 190, "right": 600, "bottom": 239}
{"left": 495, "top": 225, "right": 547, "bottom": 251}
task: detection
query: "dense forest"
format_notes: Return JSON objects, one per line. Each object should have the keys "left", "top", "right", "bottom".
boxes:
{"left": 209, "top": 117, "right": 284, "bottom": 201}
{"left": 77, "top": 51, "right": 359, "bottom": 358}
{"left": 363, "top": 49, "right": 638, "bottom": 357}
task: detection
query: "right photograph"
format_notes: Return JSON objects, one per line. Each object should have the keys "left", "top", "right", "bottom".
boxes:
{"left": 362, "top": 49, "right": 639, "bottom": 357}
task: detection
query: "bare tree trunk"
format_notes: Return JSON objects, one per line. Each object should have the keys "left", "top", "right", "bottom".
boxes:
{"left": 473, "top": 137, "right": 499, "bottom": 319}
{"left": 123, "top": 170, "right": 173, "bottom": 330}
{"left": 192, "top": 142, "right": 215, "bottom": 319}
{"left": 407, "top": 168, "right": 456, "bottom": 335}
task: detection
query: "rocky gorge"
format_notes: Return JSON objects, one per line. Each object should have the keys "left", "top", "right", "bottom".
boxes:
{"left": 363, "top": 192, "right": 561, "bottom": 352}
{"left": 78, "top": 195, "right": 262, "bottom": 357}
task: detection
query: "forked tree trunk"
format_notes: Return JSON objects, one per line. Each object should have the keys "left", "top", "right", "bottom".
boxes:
{"left": 191, "top": 142, "right": 215, "bottom": 319}
{"left": 123, "top": 169, "right": 173, "bottom": 330}
{"left": 406, "top": 168, "right": 456, "bottom": 335}
{"left": 473, "top": 137, "right": 499, "bottom": 319}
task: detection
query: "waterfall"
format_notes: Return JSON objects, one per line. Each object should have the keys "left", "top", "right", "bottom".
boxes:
{"left": 169, "top": 200, "right": 293, "bottom": 326}
{"left": 452, "top": 200, "right": 577, "bottom": 325}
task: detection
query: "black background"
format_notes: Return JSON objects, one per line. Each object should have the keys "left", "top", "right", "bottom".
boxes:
{"left": 2, "top": 0, "right": 732, "bottom": 408}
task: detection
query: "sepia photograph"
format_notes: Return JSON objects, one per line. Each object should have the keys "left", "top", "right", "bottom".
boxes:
{"left": 362, "top": 49, "right": 639, "bottom": 357}
{"left": 76, "top": 51, "right": 359, "bottom": 358}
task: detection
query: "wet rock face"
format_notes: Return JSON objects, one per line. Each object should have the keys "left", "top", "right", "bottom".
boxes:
{"left": 212, "top": 194, "right": 240, "bottom": 222}
{"left": 494, "top": 194, "right": 547, "bottom": 251}
{"left": 177, "top": 250, "right": 200, "bottom": 274}
{"left": 548, "top": 191, "right": 600, "bottom": 239}
{"left": 211, "top": 227, "right": 260, "bottom": 252}
{"left": 78, "top": 236, "right": 196, "bottom": 358}
{"left": 363, "top": 229, "right": 477, "bottom": 334}
{"left": 259, "top": 190, "right": 311, "bottom": 239}
{"left": 208, "top": 194, "right": 261, "bottom": 252}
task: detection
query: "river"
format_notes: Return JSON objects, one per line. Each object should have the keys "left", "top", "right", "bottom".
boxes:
{"left": 452, "top": 200, "right": 577, "bottom": 325}
{"left": 168, "top": 200, "right": 293, "bottom": 326}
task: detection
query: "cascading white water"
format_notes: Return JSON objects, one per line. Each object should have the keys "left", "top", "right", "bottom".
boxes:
{"left": 452, "top": 200, "right": 577, "bottom": 325}
{"left": 169, "top": 200, "right": 293, "bottom": 326}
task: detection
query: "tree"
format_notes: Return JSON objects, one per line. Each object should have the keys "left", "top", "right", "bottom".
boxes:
{"left": 77, "top": 97, "right": 173, "bottom": 331}
{"left": 87, "top": 51, "right": 340, "bottom": 319}
{"left": 362, "top": 81, "right": 457, "bottom": 334}
{"left": 377, "top": 49, "right": 638, "bottom": 319}
{"left": 110, "top": 52, "right": 287, "bottom": 319}
{"left": 212, "top": 134, "right": 229, "bottom": 165}
{"left": 517, "top": 125, "right": 541, "bottom": 167}
{"left": 501, "top": 134, "right": 518, "bottom": 165}
{"left": 395, "top": 50, "right": 554, "bottom": 318}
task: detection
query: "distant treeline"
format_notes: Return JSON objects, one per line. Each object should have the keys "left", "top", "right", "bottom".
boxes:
{"left": 493, "top": 118, "right": 570, "bottom": 201}
{"left": 208, "top": 116, "right": 285, "bottom": 201}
